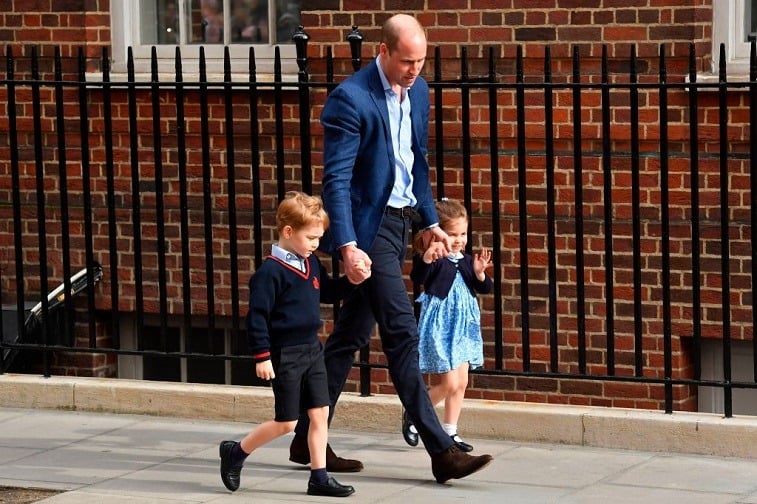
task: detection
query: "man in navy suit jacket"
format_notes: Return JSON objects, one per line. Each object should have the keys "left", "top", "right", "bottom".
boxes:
{"left": 289, "top": 13, "right": 492, "bottom": 484}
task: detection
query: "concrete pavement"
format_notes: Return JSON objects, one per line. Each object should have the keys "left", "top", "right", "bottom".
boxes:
{"left": 3, "top": 407, "right": 757, "bottom": 503}
{"left": 2, "top": 374, "right": 757, "bottom": 502}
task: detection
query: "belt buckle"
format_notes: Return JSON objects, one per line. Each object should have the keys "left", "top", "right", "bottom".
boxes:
{"left": 386, "top": 206, "right": 412, "bottom": 219}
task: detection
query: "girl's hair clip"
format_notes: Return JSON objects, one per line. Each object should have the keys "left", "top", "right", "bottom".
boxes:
{"left": 441, "top": 197, "right": 449, "bottom": 201}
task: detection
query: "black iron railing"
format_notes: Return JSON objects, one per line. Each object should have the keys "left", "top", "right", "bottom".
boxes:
{"left": 1, "top": 28, "right": 757, "bottom": 416}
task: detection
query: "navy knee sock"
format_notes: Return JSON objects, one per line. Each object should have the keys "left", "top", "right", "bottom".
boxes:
{"left": 310, "top": 467, "right": 329, "bottom": 484}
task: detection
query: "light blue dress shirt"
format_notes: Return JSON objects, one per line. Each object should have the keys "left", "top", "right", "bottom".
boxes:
{"left": 375, "top": 56, "right": 417, "bottom": 209}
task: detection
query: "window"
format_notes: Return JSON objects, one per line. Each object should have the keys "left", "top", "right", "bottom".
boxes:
{"left": 117, "top": 314, "right": 264, "bottom": 386}
{"left": 711, "top": 0, "right": 756, "bottom": 77}
{"left": 699, "top": 339, "right": 757, "bottom": 415}
{"left": 109, "top": 0, "right": 302, "bottom": 79}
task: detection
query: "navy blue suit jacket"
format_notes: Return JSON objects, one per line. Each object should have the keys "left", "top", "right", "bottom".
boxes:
{"left": 319, "top": 59, "right": 439, "bottom": 254}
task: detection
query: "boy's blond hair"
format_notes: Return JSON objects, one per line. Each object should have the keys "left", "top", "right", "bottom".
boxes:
{"left": 276, "top": 191, "right": 330, "bottom": 233}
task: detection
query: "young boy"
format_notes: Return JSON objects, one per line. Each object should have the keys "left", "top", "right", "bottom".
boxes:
{"left": 219, "top": 191, "right": 366, "bottom": 497}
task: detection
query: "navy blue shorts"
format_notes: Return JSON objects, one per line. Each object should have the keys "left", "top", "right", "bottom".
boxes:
{"left": 270, "top": 340, "right": 329, "bottom": 422}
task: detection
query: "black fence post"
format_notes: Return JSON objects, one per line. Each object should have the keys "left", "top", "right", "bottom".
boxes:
{"left": 600, "top": 45, "right": 615, "bottom": 376}
{"left": 571, "top": 45, "right": 586, "bottom": 375}
{"left": 293, "top": 25, "right": 312, "bottom": 194}
{"left": 544, "top": 46, "right": 558, "bottom": 373}
{"left": 247, "top": 47, "right": 264, "bottom": 269}
{"left": 516, "top": 45, "right": 530, "bottom": 371}
{"left": 629, "top": 45, "right": 643, "bottom": 377}
{"left": 6, "top": 46, "right": 25, "bottom": 372}
{"left": 149, "top": 46, "right": 169, "bottom": 350}
{"left": 659, "top": 44, "right": 673, "bottom": 414}
{"left": 487, "top": 47, "right": 504, "bottom": 371}
{"left": 199, "top": 47, "right": 217, "bottom": 344}
{"left": 223, "top": 46, "right": 241, "bottom": 339}
{"left": 273, "top": 47, "right": 286, "bottom": 202}
{"left": 54, "top": 47, "right": 73, "bottom": 347}
{"left": 126, "top": 47, "right": 146, "bottom": 352}
{"left": 102, "top": 47, "right": 121, "bottom": 350}
{"left": 718, "top": 43, "right": 733, "bottom": 418}
{"left": 688, "top": 43, "right": 702, "bottom": 382}
{"left": 175, "top": 47, "right": 193, "bottom": 343}
{"left": 30, "top": 46, "right": 51, "bottom": 376}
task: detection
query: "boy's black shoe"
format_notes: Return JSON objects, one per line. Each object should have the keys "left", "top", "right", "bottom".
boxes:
{"left": 401, "top": 408, "right": 419, "bottom": 447}
{"left": 451, "top": 434, "right": 474, "bottom": 452}
{"left": 219, "top": 440, "right": 243, "bottom": 491}
{"left": 307, "top": 476, "right": 355, "bottom": 497}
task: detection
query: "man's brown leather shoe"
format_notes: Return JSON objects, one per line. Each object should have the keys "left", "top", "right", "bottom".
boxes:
{"left": 431, "top": 444, "right": 493, "bottom": 484}
{"left": 289, "top": 433, "right": 364, "bottom": 472}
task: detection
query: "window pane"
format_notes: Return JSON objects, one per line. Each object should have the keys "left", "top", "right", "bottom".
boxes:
{"left": 231, "top": 0, "right": 269, "bottom": 43}
{"left": 139, "top": 0, "right": 180, "bottom": 45}
{"left": 275, "top": 0, "right": 300, "bottom": 44}
{"left": 137, "top": 0, "right": 301, "bottom": 47}
{"left": 187, "top": 0, "right": 225, "bottom": 44}
{"left": 747, "top": 0, "right": 757, "bottom": 41}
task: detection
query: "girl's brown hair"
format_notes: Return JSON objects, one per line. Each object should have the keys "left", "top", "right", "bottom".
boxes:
{"left": 412, "top": 199, "right": 467, "bottom": 253}
{"left": 276, "top": 191, "right": 329, "bottom": 233}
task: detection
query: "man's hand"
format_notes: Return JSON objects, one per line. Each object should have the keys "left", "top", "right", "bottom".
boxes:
{"left": 341, "top": 245, "right": 372, "bottom": 284}
{"left": 422, "top": 226, "right": 451, "bottom": 254}
{"left": 256, "top": 360, "right": 275, "bottom": 380}
{"left": 422, "top": 241, "right": 449, "bottom": 264}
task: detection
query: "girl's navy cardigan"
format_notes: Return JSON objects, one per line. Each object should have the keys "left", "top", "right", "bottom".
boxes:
{"left": 410, "top": 254, "right": 493, "bottom": 299}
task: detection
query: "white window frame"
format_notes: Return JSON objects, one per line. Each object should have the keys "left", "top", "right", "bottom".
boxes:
{"left": 108, "top": 0, "right": 298, "bottom": 82}
{"left": 711, "top": 0, "right": 754, "bottom": 78}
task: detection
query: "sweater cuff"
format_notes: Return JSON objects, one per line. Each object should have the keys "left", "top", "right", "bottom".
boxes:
{"left": 253, "top": 351, "right": 271, "bottom": 363}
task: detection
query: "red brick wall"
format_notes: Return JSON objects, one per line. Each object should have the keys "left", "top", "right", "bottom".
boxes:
{"left": 1, "top": 1, "right": 743, "bottom": 412}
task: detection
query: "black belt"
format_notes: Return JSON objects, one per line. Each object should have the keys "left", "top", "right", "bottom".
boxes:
{"left": 384, "top": 206, "right": 414, "bottom": 219}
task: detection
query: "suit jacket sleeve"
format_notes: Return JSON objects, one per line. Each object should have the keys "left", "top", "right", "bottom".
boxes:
{"left": 320, "top": 86, "right": 361, "bottom": 250}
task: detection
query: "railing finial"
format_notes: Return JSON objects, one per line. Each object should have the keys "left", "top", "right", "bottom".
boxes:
{"left": 347, "top": 25, "right": 363, "bottom": 72}
{"left": 292, "top": 24, "right": 310, "bottom": 78}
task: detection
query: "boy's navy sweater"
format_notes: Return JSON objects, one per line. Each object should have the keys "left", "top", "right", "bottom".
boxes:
{"left": 246, "top": 254, "right": 351, "bottom": 363}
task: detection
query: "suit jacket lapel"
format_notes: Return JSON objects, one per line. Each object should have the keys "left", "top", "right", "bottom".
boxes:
{"left": 407, "top": 85, "right": 423, "bottom": 153}
{"left": 367, "top": 61, "right": 395, "bottom": 168}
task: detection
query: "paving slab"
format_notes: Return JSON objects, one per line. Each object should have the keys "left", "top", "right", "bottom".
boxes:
{"left": 2, "top": 407, "right": 757, "bottom": 503}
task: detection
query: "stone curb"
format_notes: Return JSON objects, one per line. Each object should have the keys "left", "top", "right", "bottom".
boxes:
{"left": 1, "top": 373, "right": 755, "bottom": 458}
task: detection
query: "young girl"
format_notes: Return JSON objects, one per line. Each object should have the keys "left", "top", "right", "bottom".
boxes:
{"left": 402, "top": 199, "right": 492, "bottom": 452}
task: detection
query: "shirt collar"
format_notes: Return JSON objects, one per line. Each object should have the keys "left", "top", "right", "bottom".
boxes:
{"left": 271, "top": 244, "right": 306, "bottom": 272}
{"left": 376, "top": 55, "right": 410, "bottom": 98}
{"left": 446, "top": 252, "right": 464, "bottom": 263}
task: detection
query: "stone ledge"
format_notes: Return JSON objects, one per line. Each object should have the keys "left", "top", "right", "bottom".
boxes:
{"left": 1, "top": 373, "right": 754, "bottom": 458}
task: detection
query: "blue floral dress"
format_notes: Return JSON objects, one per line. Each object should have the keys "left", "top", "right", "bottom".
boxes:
{"left": 416, "top": 255, "right": 483, "bottom": 374}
